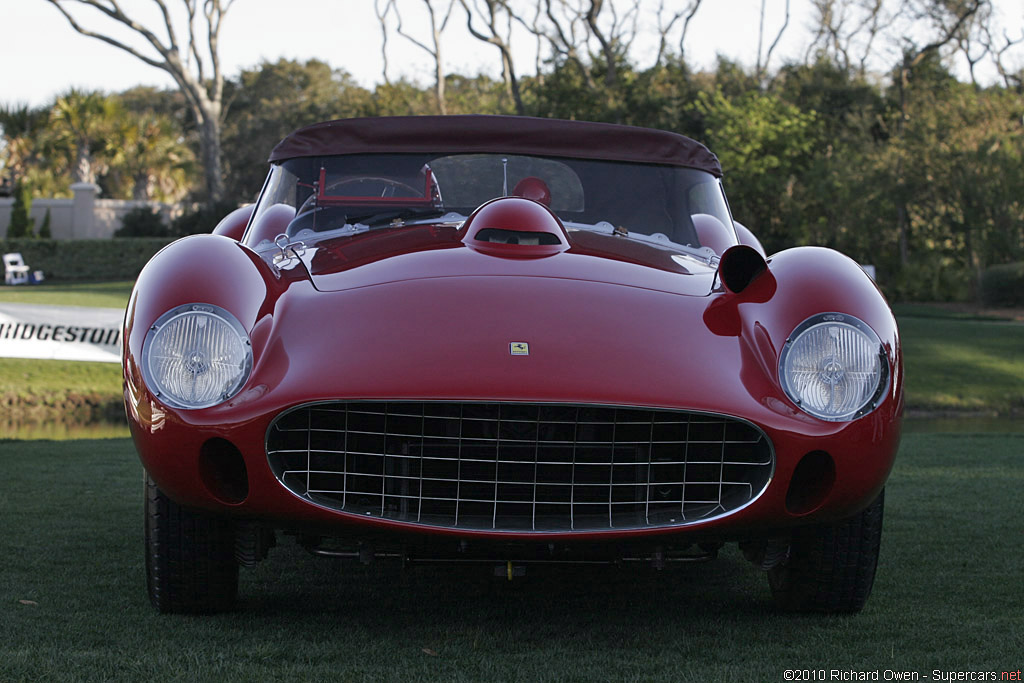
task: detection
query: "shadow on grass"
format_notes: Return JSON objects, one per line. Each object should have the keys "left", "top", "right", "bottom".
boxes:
{"left": 238, "top": 545, "right": 771, "bottom": 623}
{"left": 3, "top": 434, "right": 1021, "bottom": 682}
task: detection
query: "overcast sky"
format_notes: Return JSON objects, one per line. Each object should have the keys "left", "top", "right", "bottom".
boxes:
{"left": 2, "top": 1, "right": 1020, "bottom": 107}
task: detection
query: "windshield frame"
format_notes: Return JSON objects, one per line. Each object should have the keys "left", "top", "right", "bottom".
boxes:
{"left": 244, "top": 152, "right": 735, "bottom": 256}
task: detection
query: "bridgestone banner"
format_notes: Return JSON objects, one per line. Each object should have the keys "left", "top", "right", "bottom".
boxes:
{"left": 0, "top": 303, "right": 123, "bottom": 363}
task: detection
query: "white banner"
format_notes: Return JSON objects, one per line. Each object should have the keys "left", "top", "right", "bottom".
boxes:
{"left": 0, "top": 303, "right": 123, "bottom": 363}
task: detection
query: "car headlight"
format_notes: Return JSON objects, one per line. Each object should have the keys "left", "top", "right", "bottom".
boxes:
{"left": 779, "top": 313, "right": 889, "bottom": 422}
{"left": 141, "top": 304, "right": 252, "bottom": 409}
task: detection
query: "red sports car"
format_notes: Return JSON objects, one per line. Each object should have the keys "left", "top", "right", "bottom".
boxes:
{"left": 123, "top": 115, "right": 902, "bottom": 614}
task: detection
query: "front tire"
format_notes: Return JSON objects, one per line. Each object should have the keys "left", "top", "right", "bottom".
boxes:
{"left": 768, "top": 490, "right": 884, "bottom": 613}
{"left": 145, "top": 475, "right": 238, "bottom": 613}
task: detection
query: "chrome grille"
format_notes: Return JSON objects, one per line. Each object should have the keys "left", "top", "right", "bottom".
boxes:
{"left": 266, "top": 402, "right": 773, "bottom": 532}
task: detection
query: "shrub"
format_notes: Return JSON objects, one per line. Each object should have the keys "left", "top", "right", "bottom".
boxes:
{"left": 115, "top": 206, "right": 170, "bottom": 237}
{"left": 171, "top": 200, "right": 240, "bottom": 236}
{"left": 885, "top": 255, "right": 971, "bottom": 303}
{"left": 38, "top": 209, "right": 52, "bottom": 239}
{"left": 7, "top": 183, "right": 34, "bottom": 238}
{"left": 979, "top": 262, "right": 1024, "bottom": 308}
{"left": 0, "top": 238, "right": 175, "bottom": 281}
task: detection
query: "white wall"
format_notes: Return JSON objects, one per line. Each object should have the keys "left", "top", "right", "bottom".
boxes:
{"left": 0, "top": 184, "right": 175, "bottom": 240}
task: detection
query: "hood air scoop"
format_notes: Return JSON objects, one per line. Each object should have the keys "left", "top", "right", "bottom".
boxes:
{"left": 461, "top": 197, "right": 570, "bottom": 258}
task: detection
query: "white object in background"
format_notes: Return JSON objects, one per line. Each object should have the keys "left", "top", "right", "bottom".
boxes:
{"left": 0, "top": 303, "right": 122, "bottom": 363}
{"left": 3, "top": 253, "right": 31, "bottom": 285}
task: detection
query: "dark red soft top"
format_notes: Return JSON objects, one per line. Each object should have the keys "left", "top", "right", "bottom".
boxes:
{"left": 269, "top": 115, "right": 722, "bottom": 177}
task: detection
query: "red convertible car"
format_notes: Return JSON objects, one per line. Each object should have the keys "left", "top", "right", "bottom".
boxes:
{"left": 123, "top": 115, "right": 902, "bottom": 614}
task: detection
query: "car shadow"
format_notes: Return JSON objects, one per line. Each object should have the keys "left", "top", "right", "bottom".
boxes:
{"left": 234, "top": 542, "right": 776, "bottom": 631}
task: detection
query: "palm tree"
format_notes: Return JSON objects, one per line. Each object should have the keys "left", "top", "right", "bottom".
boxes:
{"left": 0, "top": 103, "right": 51, "bottom": 187}
{"left": 113, "top": 110, "right": 196, "bottom": 202}
{"left": 48, "top": 89, "right": 120, "bottom": 185}
{"left": 43, "top": 0, "right": 233, "bottom": 202}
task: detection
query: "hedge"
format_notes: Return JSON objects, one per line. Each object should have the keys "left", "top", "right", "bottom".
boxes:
{"left": 1, "top": 238, "right": 176, "bottom": 282}
{"left": 979, "top": 262, "right": 1024, "bottom": 308}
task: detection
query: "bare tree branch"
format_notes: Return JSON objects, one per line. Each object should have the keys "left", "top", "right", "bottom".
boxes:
{"left": 612, "top": 0, "right": 641, "bottom": 63}
{"left": 852, "top": 0, "right": 885, "bottom": 74}
{"left": 519, "top": 0, "right": 597, "bottom": 88}
{"left": 186, "top": 0, "right": 205, "bottom": 83}
{"left": 762, "top": 0, "right": 791, "bottom": 81}
{"left": 514, "top": 0, "right": 633, "bottom": 89}
{"left": 390, "top": 0, "right": 455, "bottom": 114}
{"left": 459, "top": 0, "right": 524, "bottom": 113}
{"left": 675, "top": 0, "right": 703, "bottom": 65}
{"left": 206, "top": 0, "right": 231, "bottom": 105}
{"left": 41, "top": 0, "right": 232, "bottom": 200}
{"left": 905, "top": 0, "right": 986, "bottom": 71}
{"left": 42, "top": 1, "right": 170, "bottom": 70}
{"left": 756, "top": 0, "right": 790, "bottom": 83}
{"left": 586, "top": 0, "right": 619, "bottom": 86}
{"left": 986, "top": 25, "right": 1024, "bottom": 88}
{"left": 374, "top": 0, "right": 395, "bottom": 85}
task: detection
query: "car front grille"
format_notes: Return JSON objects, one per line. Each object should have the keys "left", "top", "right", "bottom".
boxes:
{"left": 266, "top": 402, "right": 773, "bottom": 532}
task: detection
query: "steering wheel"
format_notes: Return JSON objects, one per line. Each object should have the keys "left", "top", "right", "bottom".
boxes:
{"left": 329, "top": 176, "right": 421, "bottom": 198}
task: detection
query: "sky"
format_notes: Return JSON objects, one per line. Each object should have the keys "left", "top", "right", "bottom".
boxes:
{"left": 1, "top": 0, "right": 1020, "bottom": 108}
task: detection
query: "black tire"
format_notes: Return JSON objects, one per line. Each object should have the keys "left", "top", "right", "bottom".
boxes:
{"left": 768, "top": 490, "right": 884, "bottom": 613}
{"left": 145, "top": 475, "right": 238, "bottom": 613}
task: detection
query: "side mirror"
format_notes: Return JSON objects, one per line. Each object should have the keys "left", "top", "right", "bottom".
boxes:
{"left": 718, "top": 244, "right": 770, "bottom": 295}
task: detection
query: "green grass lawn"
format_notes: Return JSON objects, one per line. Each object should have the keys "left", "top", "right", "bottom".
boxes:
{"left": 0, "top": 357, "right": 121, "bottom": 400}
{"left": 0, "top": 358, "right": 125, "bottom": 438}
{"left": 1, "top": 433, "right": 1021, "bottom": 681}
{"left": 893, "top": 304, "right": 1024, "bottom": 414}
{"left": 0, "top": 280, "right": 135, "bottom": 308}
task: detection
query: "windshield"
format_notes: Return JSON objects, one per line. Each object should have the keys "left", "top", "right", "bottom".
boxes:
{"left": 244, "top": 152, "right": 733, "bottom": 252}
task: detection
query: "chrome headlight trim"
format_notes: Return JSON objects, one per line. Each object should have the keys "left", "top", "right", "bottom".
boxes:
{"left": 141, "top": 303, "right": 253, "bottom": 410}
{"left": 779, "top": 313, "right": 889, "bottom": 422}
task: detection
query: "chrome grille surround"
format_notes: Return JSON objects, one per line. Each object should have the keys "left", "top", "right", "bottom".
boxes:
{"left": 266, "top": 402, "right": 774, "bottom": 532}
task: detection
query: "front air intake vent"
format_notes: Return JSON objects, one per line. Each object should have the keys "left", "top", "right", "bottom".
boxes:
{"left": 266, "top": 402, "right": 773, "bottom": 532}
{"left": 473, "top": 228, "right": 563, "bottom": 245}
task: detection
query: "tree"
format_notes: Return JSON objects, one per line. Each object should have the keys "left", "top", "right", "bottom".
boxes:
{"left": 377, "top": 0, "right": 456, "bottom": 115}
{"left": 755, "top": 0, "right": 791, "bottom": 84}
{"left": 3, "top": 90, "right": 194, "bottom": 202}
{"left": 0, "top": 104, "right": 50, "bottom": 189}
{"left": 770, "top": 59, "right": 891, "bottom": 264}
{"left": 694, "top": 87, "right": 819, "bottom": 252}
{"left": 222, "top": 59, "right": 372, "bottom": 200}
{"left": 48, "top": 89, "right": 119, "bottom": 185}
{"left": 886, "top": 61, "right": 1024, "bottom": 299}
{"left": 112, "top": 109, "right": 196, "bottom": 202}
{"left": 7, "top": 183, "right": 35, "bottom": 238}
{"left": 804, "top": 0, "right": 889, "bottom": 76}
{"left": 114, "top": 205, "right": 169, "bottom": 237}
{"left": 38, "top": 209, "right": 53, "bottom": 239}
{"left": 651, "top": 0, "right": 702, "bottom": 67}
{"left": 519, "top": 0, "right": 636, "bottom": 91}
{"left": 459, "top": 0, "right": 526, "bottom": 113}
{"left": 891, "top": 0, "right": 987, "bottom": 266}
{"left": 41, "top": 0, "right": 234, "bottom": 201}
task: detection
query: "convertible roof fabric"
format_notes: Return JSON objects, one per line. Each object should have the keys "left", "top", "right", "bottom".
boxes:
{"left": 270, "top": 115, "right": 722, "bottom": 177}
